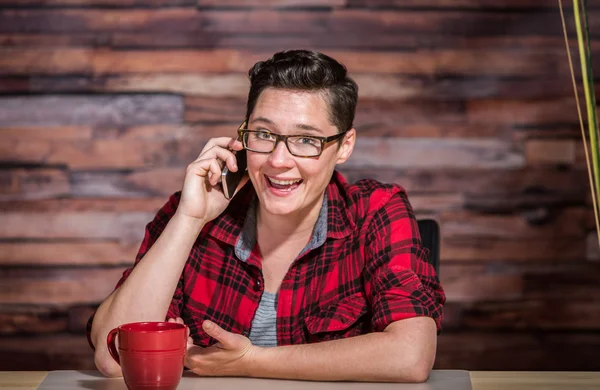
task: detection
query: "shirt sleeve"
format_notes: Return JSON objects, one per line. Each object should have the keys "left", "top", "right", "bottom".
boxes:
{"left": 85, "top": 192, "right": 185, "bottom": 350}
{"left": 363, "top": 186, "right": 446, "bottom": 332}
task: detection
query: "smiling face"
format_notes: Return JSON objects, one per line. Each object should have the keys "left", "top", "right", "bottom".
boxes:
{"left": 246, "top": 88, "right": 355, "bottom": 221}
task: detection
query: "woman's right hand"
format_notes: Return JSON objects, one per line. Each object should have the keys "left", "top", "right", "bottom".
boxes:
{"left": 176, "top": 137, "right": 249, "bottom": 225}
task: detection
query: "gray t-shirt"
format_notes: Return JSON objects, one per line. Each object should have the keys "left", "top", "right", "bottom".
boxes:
{"left": 238, "top": 196, "right": 329, "bottom": 347}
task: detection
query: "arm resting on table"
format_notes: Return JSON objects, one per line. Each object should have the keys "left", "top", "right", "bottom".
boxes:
{"left": 90, "top": 212, "right": 204, "bottom": 378}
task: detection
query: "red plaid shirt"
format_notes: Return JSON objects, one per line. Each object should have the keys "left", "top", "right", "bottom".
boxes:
{"left": 88, "top": 171, "right": 444, "bottom": 348}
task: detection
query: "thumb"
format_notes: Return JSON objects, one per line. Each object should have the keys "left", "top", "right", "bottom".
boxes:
{"left": 202, "top": 320, "right": 242, "bottom": 349}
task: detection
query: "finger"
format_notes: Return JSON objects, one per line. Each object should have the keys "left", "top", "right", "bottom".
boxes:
{"left": 207, "top": 159, "right": 224, "bottom": 186}
{"left": 199, "top": 137, "right": 237, "bottom": 155}
{"left": 227, "top": 138, "right": 244, "bottom": 151}
{"left": 167, "top": 318, "right": 175, "bottom": 323}
{"left": 207, "top": 146, "right": 241, "bottom": 173}
{"left": 198, "top": 137, "right": 243, "bottom": 160}
{"left": 186, "top": 157, "right": 222, "bottom": 184}
{"left": 184, "top": 345, "right": 204, "bottom": 371}
{"left": 202, "top": 320, "right": 237, "bottom": 349}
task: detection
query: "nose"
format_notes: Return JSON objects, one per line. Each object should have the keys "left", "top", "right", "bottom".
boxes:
{"left": 267, "top": 139, "right": 295, "bottom": 168}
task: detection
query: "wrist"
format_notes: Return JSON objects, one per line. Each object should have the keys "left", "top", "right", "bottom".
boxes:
{"left": 171, "top": 211, "right": 206, "bottom": 234}
{"left": 245, "top": 345, "right": 269, "bottom": 378}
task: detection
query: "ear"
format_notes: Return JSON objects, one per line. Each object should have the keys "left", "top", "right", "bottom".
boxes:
{"left": 335, "top": 128, "right": 356, "bottom": 165}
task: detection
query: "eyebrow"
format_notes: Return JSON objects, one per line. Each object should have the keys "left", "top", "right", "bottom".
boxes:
{"left": 250, "top": 117, "right": 324, "bottom": 135}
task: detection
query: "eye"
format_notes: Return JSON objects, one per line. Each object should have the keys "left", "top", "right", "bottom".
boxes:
{"left": 255, "top": 131, "right": 275, "bottom": 141}
{"left": 296, "top": 137, "right": 319, "bottom": 145}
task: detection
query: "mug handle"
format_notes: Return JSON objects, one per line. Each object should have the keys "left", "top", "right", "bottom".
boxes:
{"left": 106, "top": 328, "right": 120, "bottom": 365}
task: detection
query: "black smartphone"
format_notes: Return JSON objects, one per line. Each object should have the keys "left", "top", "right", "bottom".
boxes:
{"left": 221, "top": 148, "right": 247, "bottom": 200}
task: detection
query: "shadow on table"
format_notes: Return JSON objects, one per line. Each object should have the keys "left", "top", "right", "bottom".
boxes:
{"left": 75, "top": 370, "right": 127, "bottom": 390}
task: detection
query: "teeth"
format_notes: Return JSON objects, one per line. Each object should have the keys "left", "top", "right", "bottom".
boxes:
{"left": 268, "top": 177, "right": 301, "bottom": 186}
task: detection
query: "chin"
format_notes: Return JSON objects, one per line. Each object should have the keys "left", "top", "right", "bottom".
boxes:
{"left": 259, "top": 197, "right": 303, "bottom": 216}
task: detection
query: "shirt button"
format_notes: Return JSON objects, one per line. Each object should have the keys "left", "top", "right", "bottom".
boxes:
{"left": 254, "top": 279, "right": 262, "bottom": 292}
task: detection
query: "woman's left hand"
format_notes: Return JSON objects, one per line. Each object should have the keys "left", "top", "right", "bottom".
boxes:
{"left": 185, "top": 320, "right": 259, "bottom": 377}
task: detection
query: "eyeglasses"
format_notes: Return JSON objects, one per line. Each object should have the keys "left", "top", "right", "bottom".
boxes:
{"left": 237, "top": 121, "right": 349, "bottom": 158}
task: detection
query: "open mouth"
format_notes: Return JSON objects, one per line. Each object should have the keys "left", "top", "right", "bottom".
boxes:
{"left": 265, "top": 175, "right": 303, "bottom": 192}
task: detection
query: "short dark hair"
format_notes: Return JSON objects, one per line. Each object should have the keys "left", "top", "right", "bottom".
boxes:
{"left": 245, "top": 50, "right": 358, "bottom": 134}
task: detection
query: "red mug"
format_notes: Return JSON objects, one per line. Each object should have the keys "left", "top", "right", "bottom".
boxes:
{"left": 107, "top": 322, "right": 187, "bottom": 390}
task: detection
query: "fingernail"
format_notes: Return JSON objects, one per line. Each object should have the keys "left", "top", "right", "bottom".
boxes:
{"left": 203, "top": 320, "right": 213, "bottom": 329}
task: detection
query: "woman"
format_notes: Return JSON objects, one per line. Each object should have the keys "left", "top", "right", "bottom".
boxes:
{"left": 88, "top": 50, "right": 445, "bottom": 382}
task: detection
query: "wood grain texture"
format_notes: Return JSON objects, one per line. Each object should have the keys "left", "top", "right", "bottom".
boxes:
{"left": 0, "top": 95, "right": 184, "bottom": 127}
{"left": 436, "top": 331, "right": 600, "bottom": 371}
{"left": 0, "top": 242, "right": 139, "bottom": 266}
{"left": 0, "top": 268, "right": 126, "bottom": 305}
{"left": 0, "top": 48, "right": 582, "bottom": 77}
{"left": 0, "top": 304, "right": 96, "bottom": 334}
{"left": 0, "top": 211, "right": 152, "bottom": 241}
{"left": 1, "top": 135, "right": 528, "bottom": 170}
{"left": 2, "top": 32, "right": 587, "bottom": 52}
{"left": 0, "top": 1, "right": 598, "bottom": 372}
{"left": 0, "top": 169, "right": 70, "bottom": 200}
{"left": 2, "top": 0, "right": 600, "bottom": 8}
{"left": 1, "top": 9, "right": 594, "bottom": 36}
{"left": 348, "top": 0, "right": 600, "bottom": 8}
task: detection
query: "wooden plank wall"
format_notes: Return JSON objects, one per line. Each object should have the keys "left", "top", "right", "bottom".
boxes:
{"left": 1, "top": 0, "right": 599, "bottom": 371}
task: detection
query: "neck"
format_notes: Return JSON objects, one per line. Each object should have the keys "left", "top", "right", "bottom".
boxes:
{"left": 256, "top": 193, "right": 325, "bottom": 243}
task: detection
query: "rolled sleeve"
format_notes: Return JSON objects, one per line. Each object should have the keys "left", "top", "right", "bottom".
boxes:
{"left": 363, "top": 188, "right": 445, "bottom": 332}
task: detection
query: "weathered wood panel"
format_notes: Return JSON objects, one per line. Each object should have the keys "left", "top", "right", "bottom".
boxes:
{"left": 442, "top": 237, "right": 587, "bottom": 262}
{"left": 441, "top": 265, "right": 523, "bottom": 302}
{"left": 1, "top": 9, "right": 595, "bottom": 36}
{"left": 0, "top": 197, "right": 166, "bottom": 212}
{"left": 2, "top": 0, "right": 599, "bottom": 8}
{"left": 0, "top": 33, "right": 584, "bottom": 51}
{"left": 3, "top": 204, "right": 588, "bottom": 242}
{"left": 588, "top": 231, "right": 600, "bottom": 261}
{"left": 440, "top": 207, "right": 590, "bottom": 239}
{"left": 338, "top": 167, "right": 589, "bottom": 195}
{"left": 468, "top": 98, "right": 579, "bottom": 125}
{"left": 2, "top": 331, "right": 600, "bottom": 371}
{"left": 0, "top": 0, "right": 195, "bottom": 6}
{"left": 0, "top": 95, "right": 184, "bottom": 127}
{"left": 525, "top": 139, "right": 579, "bottom": 165}
{"left": 0, "top": 48, "right": 583, "bottom": 77}
{"left": 0, "top": 334, "right": 95, "bottom": 371}
{"left": 445, "top": 301, "right": 600, "bottom": 330}
{"left": 348, "top": 0, "right": 600, "bottom": 8}
{"left": 1, "top": 136, "right": 527, "bottom": 170}
{"left": 102, "top": 73, "right": 251, "bottom": 96}
{"left": 0, "top": 211, "right": 152, "bottom": 241}
{"left": 0, "top": 304, "right": 96, "bottom": 335}
{"left": 0, "top": 268, "right": 126, "bottom": 305}
{"left": 0, "top": 0, "right": 598, "bottom": 373}
{"left": 0, "top": 242, "right": 139, "bottom": 266}
{"left": 0, "top": 168, "right": 70, "bottom": 200}
{"left": 0, "top": 305, "right": 68, "bottom": 335}
{"left": 0, "top": 72, "right": 588, "bottom": 98}
{"left": 0, "top": 263, "right": 589, "bottom": 310}
{"left": 348, "top": 138, "right": 525, "bottom": 169}
{"left": 0, "top": 126, "right": 93, "bottom": 140}
{"left": 70, "top": 169, "right": 186, "bottom": 197}
{"left": 436, "top": 331, "right": 600, "bottom": 371}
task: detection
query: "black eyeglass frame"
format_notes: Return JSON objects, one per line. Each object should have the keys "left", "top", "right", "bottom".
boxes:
{"left": 236, "top": 121, "right": 349, "bottom": 158}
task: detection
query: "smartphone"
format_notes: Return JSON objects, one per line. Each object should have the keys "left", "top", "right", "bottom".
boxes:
{"left": 221, "top": 148, "right": 247, "bottom": 200}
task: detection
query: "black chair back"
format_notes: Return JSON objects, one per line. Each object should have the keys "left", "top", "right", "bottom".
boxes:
{"left": 417, "top": 219, "right": 440, "bottom": 275}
